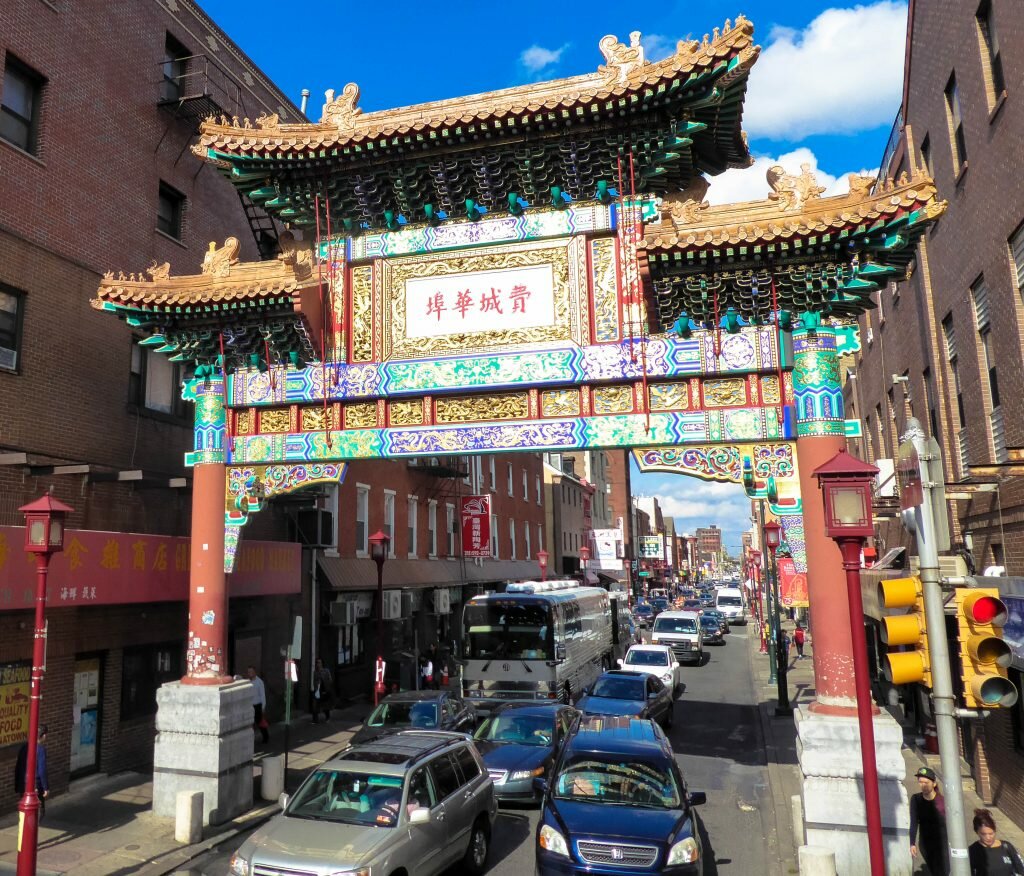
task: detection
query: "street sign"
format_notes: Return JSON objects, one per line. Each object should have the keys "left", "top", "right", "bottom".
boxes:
{"left": 638, "top": 571, "right": 651, "bottom": 578}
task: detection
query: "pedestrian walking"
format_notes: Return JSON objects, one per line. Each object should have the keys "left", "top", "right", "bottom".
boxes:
{"left": 783, "top": 631, "right": 792, "bottom": 665}
{"left": 969, "top": 808, "right": 1024, "bottom": 875}
{"left": 247, "top": 665, "right": 270, "bottom": 744}
{"left": 427, "top": 643, "right": 441, "bottom": 690}
{"left": 311, "top": 657, "right": 333, "bottom": 724}
{"left": 419, "top": 654, "right": 433, "bottom": 690}
{"left": 910, "top": 766, "right": 950, "bottom": 876}
{"left": 14, "top": 724, "right": 49, "bottom": 819}
{"left": 794, "top": 624, "right": 806, "bottom": 659}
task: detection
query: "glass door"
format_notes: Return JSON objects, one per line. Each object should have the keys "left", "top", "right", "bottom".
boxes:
{"left": 70, "top": 656, "right": 101, "bottom": 775}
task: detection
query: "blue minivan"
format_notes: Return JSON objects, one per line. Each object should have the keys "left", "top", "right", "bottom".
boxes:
{"left": 534, "top": 715, "right": 706, "bottom": 875}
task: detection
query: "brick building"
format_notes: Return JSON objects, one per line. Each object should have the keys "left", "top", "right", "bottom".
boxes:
{"left": 542, "top": 452, "right": 595, "bottom": 577}
{"left": 604, "top": 449, "right": 635, "bottom": 593}
{"left": 0, "top": 1, "right": 301, "bottom": 808}
{"left": 696, "top": 524, "right": 723, "bottom": 571}
{"left": 846, "top": 0, "right": 1024, "bottom": 826}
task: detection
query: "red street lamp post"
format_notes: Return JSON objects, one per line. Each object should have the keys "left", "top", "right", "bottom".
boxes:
{"left": 579, "top": 544, "right": 590, "bottom": 576}
{"left": 748, "top": 550, "right": 766, "bottom": 654}
{"left": 368, "top": 530, "right": 391, "bottom": 706}
{"left": 763, "top": 521, "right": 791, "bottom": 715}
{"left": 813, "top": 449, "right": 883, "bottom": 876}
{"left": 537, "top": 549, "right": 549, "bottom": 581}
{"left": 17, "top": 492, "right": 73, "bottom": 876}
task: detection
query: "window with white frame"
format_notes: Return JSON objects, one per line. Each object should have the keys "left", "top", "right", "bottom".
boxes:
{"left": 489, "top": 457, "right": 496, "bottom": 491}
{"left": 383, "top": 490, "right": 396, "bottom": 555}
{"left": 1009, "top": 222, "right": 1024, "bottom": 299}
{"left": 522, "top": 469, "right": 528, "bottom": 500}
{"left": 446, "top": 503, "right": 456, "bottom": 557}
{"left": 524, "top": 520, "right": 531, "bottom": 560}
{"left": 491, "top": 514, "right": 499, "bottom": 558}
{"left": 355, "top": 485, "right": 370, "bottom": 555}
{"left": 428, "top": 500, "right": 437, "bottom": 557}
{"left": 507, "top": 463, "right": 514, "bottom": 496}
{"left": 537, "top": 524, "right": 543, "bottom": 555}
{"left": 407, "top": 496, "right": 418, "bottom": 558}
{"left": 509, "top": 518, "right": 517, "bottom": 559}
{"left": 535, "top": 474, "right": 542, "bottom": 505}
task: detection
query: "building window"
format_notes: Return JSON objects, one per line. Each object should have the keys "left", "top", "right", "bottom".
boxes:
{"left": 161, "top": 34, "right": 190, "bottom": 103}
{"left": 0, "top": 55, "right": 44, "bottom": 155}
{"left": 1009, "top": 222, "right": 1024, "bottom": 299}
{"left": 976, "top": 1, "right": 1005, "bottom": 106}
{"left": 536, "top": 474, "right": 542, "bottom": 505}
{"left": 0, "top": 284, "right": 25, "bottom": 371}
{"left": 489, "top": 457, "right": 496, "bottom": 491}
{"left": 446, "top": 503, "right": 456, "bottom": 557}
{"left": 525, "top": 521, "right": 531, "bottom": 560}
{"left": 121, "top": 642, "right": 183, "bottom": 720}
{"left": 129, "top": 341, "right": 187, "bottom": 417}
{"left": 355, "top": 485, "right": 369, "bottom": 555}
{"left": 407, "top": 496, "right": 418, "bottom": 558}
{"left": 942, "top": 314, "right": 966, "bottom": 428}
{"left": 509, "top": 518, "right": 517, "bottom": 560}
{"left": 944, "top": 73, "right": 968, "bottom": 173}
{"left": 923, "top": 367, "right": 939, "bottom": 441}
{"left": 920, "top": 134, "right": 933, "bottom": 177}
{"left": 383, "top": 491, "right": 396, "bottom": 556}
{"left": 157, "top": 181, "right": 185, "bottom": 239}
{"left": 522, "top": 469, "right": 528, "bottom": 500}
{"left": 491, "top": 514, "right": 498, "bottom": 558}
{"left": 507, "top": 463, "right": 513, "bottom": 496}
{"left": 537, "top": 524, "right": 543, "bottom": 554}
{"left": 428, "top": 500, "right": 437, "bottom": 557}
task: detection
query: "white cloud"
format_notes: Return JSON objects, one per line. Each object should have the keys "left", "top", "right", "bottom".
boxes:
{"left": 633, "top": 474, "right": 752, "bottom": 542}
{"left": 704, "top": 145, "right": 878, "bottom": 205}
{"left": 519, "top": 44, "right": 568, "bottom": 73}
{"left": 641, "top": 33, "right": 677, "bottom": 63}
{"left": 743, "top": 2, "right": 907, "bottom": 140}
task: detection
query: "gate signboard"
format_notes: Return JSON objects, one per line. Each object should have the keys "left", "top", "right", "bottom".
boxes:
{"left": 460, "top": 495, "right": 492, "bottom": 558}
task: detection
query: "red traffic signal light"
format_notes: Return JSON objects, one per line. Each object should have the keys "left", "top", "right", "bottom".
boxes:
{"left": 956, "top": 588, "right": 1017, "bottom": 708}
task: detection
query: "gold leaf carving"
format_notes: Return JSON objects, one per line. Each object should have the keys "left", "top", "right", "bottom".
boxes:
{"left": 321, "top": 83, "right": 362, "bottom": 129}
{"left": 648, "top": 382, "right": 690, "bottom": 411}
{"left": 435, "top": 393, "right": 530, "bottom": 424}
{"left": 259, "top": 408, "right": 291, "bottom": 433}
{"left": 541, "top": 389, "right": 580, "bottom": 417}
{"left": 593, "top": 386, "right": 634, "bottom": 415}
{"left": 235, "top": 410, "right": 255, "bottom": 435}
{"left": 598, "top": 32, "right": 646, "bottom": 84}
{"left": 301, "top": 407, "right": 335, "bottom": 431}
{"left": 760, "top": 376, "right": 781, "bottom": 405}
{"left": 146, "top": 261, "right": 171, "bottom": 281}
{"left": 345, "top": 403, "right": 378, "bottom": 428}
{"left": 703, "top": 378, "right": 746, "bottom": 407}
{"left": 389, "top": 400, "right": 424, "bottom": 426}
{"left": 767, "top": 164, "right": 826, "bottom": 211}
{"left": 591, "top": 238, "right": 619, "bottom": 342}
{"left": 201, "top": 237, "right": 241, "bottom": 277}
{"left": 351, "top": 265, "right": 373, "bottom": 361}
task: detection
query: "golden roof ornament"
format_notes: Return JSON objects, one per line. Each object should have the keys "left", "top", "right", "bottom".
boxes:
{"left": 321, "top": 83, "right": 362, "bottom": 130}
{"left": 766, "top": 163, "right": 826, "bottom": 211}
{"left": 201, "top": 237, "right": 241, "bottom": 278}
{"left": 147, "top": 261, "right": 171, "bottom": 281}
{"left": 598, "top": 31, "right": 647, "bottom": 85}
{"left": 657, "top": 177, "right": 711, "bottom": 225}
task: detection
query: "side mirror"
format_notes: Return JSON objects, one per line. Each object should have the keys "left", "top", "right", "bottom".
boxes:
{"left": 409, "top": 807, "right": 431, "bottom": 825}
{"left": 278, "top": 792, "right": 290, "bottom": 809}
{"left": 532, "top": 777, "right": 549, "bottom": 795}
{"left": 687, "top": 791, "right": 707, "bottom": 807}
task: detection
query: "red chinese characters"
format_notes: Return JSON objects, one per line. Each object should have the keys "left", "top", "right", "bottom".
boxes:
{"left": 424, "top": 285, "right": 533, "bottom": 323}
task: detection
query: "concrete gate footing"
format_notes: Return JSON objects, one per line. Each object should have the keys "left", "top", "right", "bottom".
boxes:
{"left": 153, "top": 679, "right": 254, "bottom": 825}
{"left": 796, "top": 704, "right": 912, "bottom": 875}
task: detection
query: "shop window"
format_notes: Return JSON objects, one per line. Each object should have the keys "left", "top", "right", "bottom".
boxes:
{"left": 337, "top": 622, "right": 363, "bottom": 667}
{"left": 121, "top": 642, "right": 183, "bottom": 720}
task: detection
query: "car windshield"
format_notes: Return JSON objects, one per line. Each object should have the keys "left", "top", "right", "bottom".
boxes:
{"left": 635, "top": 605, "right": 653, "bottom": 615}
{"left": 700, "top": 617, "right": 719, "bottom": 629}
{"left": 624, "top": 650, "right": 669, "bottom": 667}
{"left": 590, "top": 676, "right": 644, "bottom": 700}
{"left": 366, "top": 700, "right": 438, "bottom": 729}
{"left": 474, "top": 713, "right": 554, "bottom": 746}
{"left": 554, "top": 758, "right": 681, "bottom": 808}
{"left": 718, "top": 596, "right": 742, "bottom": 606}
{"left": 286, "top": 768, "right": 407, "bottom": 826}
{"left": 652, "top": 599, "right": 668, "bottom": 611}
{"left": 465, "top": 600, "right": 552, "bottom": 659}
{"left": 654, "top": 617, "right": 698, "bottom": 634}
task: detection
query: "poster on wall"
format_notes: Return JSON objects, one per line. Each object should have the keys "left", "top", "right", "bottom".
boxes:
{"left": 639, "top": 535, "right": 664, "bottom": 559}
{"left": 0, "top": 663, "right": 31, "bottom": 748}
{"left": 777, "top": 557, "right": 809, "bottom": 607}
{"left": 591, "top": 529, "right": 623, "bottom": 571}
{"left": 460, "top": 495, "right": 492, "bottom": 558}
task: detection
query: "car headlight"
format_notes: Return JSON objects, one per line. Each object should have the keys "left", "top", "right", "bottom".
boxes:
{"left": 510, "top": 766, "right": 546, "bottom": 780}
{"left": 228, "top": 852, "right": 250, "bottom": 876}
{"left": 539, "top": 824, "right": 569, "bottom": 857}
{"left": 330, "top": 869, "right": 371, "bottom": 876}
{"left": 667, "top": 837, "right": 700, "bottom": 864}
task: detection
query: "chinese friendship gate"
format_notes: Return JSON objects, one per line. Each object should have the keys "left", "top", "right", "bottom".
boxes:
{"left": 94, "top": 17, "right": 942, "bottom": 866}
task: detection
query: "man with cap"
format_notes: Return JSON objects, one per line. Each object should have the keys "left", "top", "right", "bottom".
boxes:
{"left": 910, "top": 766, "right": 949, "bottom": 875}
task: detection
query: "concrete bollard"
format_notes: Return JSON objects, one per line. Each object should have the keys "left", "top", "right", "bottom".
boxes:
{"left": 175, "top": 790, "right": 203, "bottom": 844}
{"left": 791, "top": 793, "right": 805, "bottom": 849}
{"left": 261, "top": 754, "right": 285, "bottom": 802}
{"left": 799, "top": 845, "right": 837, "bottom": 876}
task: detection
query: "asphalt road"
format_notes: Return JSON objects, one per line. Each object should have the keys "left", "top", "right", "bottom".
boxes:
{"left": 177, "top": 627, "right": 776, "bottom": 876}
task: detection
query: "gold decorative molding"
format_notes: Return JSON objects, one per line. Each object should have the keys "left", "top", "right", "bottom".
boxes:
{"left": 766, "top": 164, "right": 826, "bottom": 211}
{"left": 389, "top": 400, "right": 424, "bottom": 426}
{"left": 760, "top": 375, "right": 781, "bottom": 405}
{"left": 301, "top": 406, "right": 335, "bottom": 431}
{"left": 593, "top": 385, "right": 635, "bottom": 415}
{"left": 201, "top": 238, "right": 241, "bottom": 277}
{"left": 590, "top": 238, "right": 619, "bottom": 343}
{"left": 541, "top": 389, "right": 580, "bottom": 418}
{"left": 351, "top": 265, "right": 373, "bottom": 362}
{"left": 345, "top": 403, "right": 378, "bottom": 428}
{"left": 259, "top": 408, "right": 291, "bottom": 433}
{"left": 435, "top": 393, "right": 530, "bottom": 424}
{"left": 703, "top": 378, "right": 746, "bottom": 407}
{"left": 235, "top": 409, "right": 255, "bottom": 435}
{"left": 648, "top": 382, "right": 690, "bottom": 411}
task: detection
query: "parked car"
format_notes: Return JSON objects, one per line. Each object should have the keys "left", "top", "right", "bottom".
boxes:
{"left": 351, "top": 690, "right": 476, "bottom": 744}
{"left": 681, "top": 598, "right": 704, "bottom": 614}
{"left": 634, "top": 602, "right": 655, "bottom": 628}
{"left": 473, "top": 702, "right": 579, "bottom": 803}
{"left": 703, "top": 609, "right": 730, "bottom": 634}
{"left": 617, "top": 644, "right": 681, "bottom": 695}
{"left": 535, "top": 715, "right": 707, "bottom": 875}
{"left": 650, "top": 610, "right": 703, "bottom": 666}
{"left": 699, "top": 615, "right": 725, "bottom": 646}
{"left": 576, "top": 670, "right": 673, "bottom": 729}
{"left": 229, "top": 730, "right": 497, "bottom": 876}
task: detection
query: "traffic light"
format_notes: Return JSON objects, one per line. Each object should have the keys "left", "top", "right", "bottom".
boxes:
{"left": 955, "top": 588, "right": 1018, "bottom": 708}
{"left": 878, "top": 576, "right": 931, "bottom": 687}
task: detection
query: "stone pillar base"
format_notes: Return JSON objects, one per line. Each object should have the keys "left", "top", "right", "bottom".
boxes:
{"left": 153, "top": 680, "right": 254, "bottom": 825}
{"left": 796, "top": 704, "right": 912, "bottom": 875}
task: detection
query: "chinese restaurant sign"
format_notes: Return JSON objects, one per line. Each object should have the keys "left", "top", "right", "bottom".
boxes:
{"left": 0, "top": 663, "right": 30, "bottom": 747}
{"left": 0, "top": 526, "right": 299, "bottom": 610}
{"left": 460, "top": 495, "right": 492, "bottom": 558}
{"left": 777, "top": 557, "right": 809, "bottom": 608}
{"left": 406, "top": 264, "right": 555, "bottom": 338}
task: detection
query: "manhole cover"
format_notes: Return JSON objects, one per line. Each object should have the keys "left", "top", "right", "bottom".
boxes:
{"left": 124, "top": 844, "right": 141, "bottom": 851}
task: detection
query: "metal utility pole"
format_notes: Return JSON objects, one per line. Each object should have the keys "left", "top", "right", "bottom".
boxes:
{"left": 902, "top": 419, "right": 970, "bottom": 875}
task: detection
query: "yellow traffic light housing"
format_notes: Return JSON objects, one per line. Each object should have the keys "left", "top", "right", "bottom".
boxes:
{"left": 955, "top": 588, "right": 1018, "bottom": 708}
{"left": 878, "top": 576, "right": 931, "bottom": 687}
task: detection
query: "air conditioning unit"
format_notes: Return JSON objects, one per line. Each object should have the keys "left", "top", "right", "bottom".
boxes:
{"left": 382, "top": 590, "right": 403, "bottom": 620}
{"left": 433, "top": 588, "right": 451, "bottom": 615}
{"left": 329, "top": 599, "right": 359, "bottom": 626}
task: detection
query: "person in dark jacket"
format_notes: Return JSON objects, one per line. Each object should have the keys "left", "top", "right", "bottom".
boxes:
{"left": 969, "top": 808, "right": 1024, "bottom": 875}
{"left": 311, "top": 657, "right": 333, "bottom": 724}
{"left": 910, "top": 766, "right": 950, "bottom": 875}
{"left": 14, "top": 724, "right": 50, "bottom": 819}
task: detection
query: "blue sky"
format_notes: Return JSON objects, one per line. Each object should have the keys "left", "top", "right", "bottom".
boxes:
{"left": 199, "top": 0, "right": 908, "bottom": 550}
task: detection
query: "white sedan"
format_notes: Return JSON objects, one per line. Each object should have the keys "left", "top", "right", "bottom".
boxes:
{"left": 617, "top": 645, "right": 681, "bottom": 697}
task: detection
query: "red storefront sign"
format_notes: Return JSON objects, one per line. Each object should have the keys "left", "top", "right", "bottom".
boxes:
{"left": 460, "top": 495, "right": 492, "bottom": 558}
{"left": 777, "top": 557, "right": 809, "bottom": 608}
{"left": 0, "top": 526, "right": 300, "bottom": 610}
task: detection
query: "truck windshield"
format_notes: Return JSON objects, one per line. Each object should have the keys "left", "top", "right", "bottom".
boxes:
{"left": 717, "top": 596, "right": 742, "bottom": 606}
{"left": 465, "top": 601, "right": 552, "bottom": 660}
{"left": 653, "top": 617, "right": 697, "bottom": 634}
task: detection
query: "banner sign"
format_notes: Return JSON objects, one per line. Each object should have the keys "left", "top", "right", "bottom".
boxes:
{"left": 0, "top": 526, "right": 300, "bottom": 610}
{"left": 777, "top": 557, "right": 809, "bottom": 608}
{"left": 639, "top": 535, "right": 664, "bottom": 559}
{"left": 460, "top": 495, "right": 492, "bottom": 558}
{"left": 591, "top": 529, "right": 623, "bottom": 571}
{"left": 0, "top": 663, "right": 31, "bottom": 747}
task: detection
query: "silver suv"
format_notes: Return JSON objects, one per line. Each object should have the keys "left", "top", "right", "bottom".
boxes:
{"left": 229, "top": 730, "right": 497, "bottom": 876}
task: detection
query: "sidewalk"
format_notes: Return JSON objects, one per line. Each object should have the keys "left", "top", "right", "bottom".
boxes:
{"left": 0, "top": 700, "right": 370, "bottom": 876}
{"left": 748, "top": 615, "right": 1024, "bottom": 873}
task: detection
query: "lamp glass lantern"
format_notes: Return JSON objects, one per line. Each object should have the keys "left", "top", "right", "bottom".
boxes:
{"left": 19, "top": 494, "right": 74, "bottom": 554}
{"left": 812, "top": 450, "right": 879, "bottom": 540}
{"left": 579, "top": 545, "right": 591, "bottom": 564}
{"left": 763, "top": 521, "right": 782, "bottom": 552}
{"left": 368, "top": 530, "right": 391, "bottom": 565}
{"left": 537, "top": 549, "right": 549, "bottom": 577}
